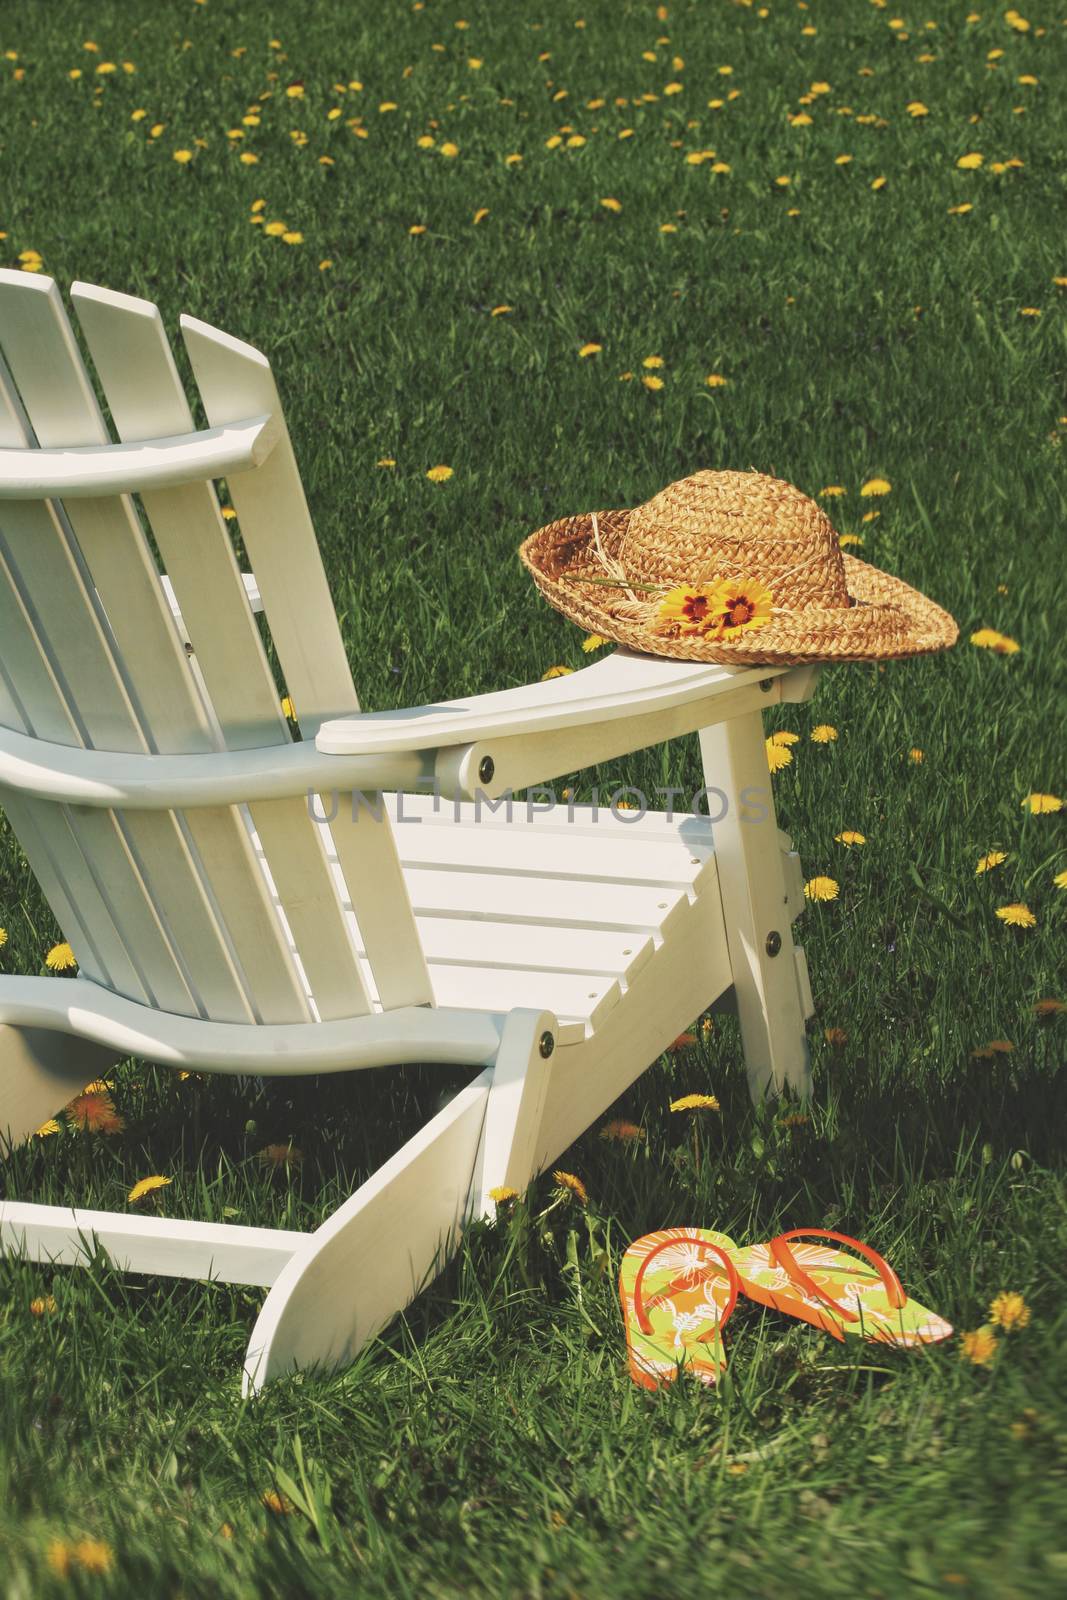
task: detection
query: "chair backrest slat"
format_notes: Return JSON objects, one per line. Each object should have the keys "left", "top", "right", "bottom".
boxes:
{"left": 0, "top": 273, "right": 311, "bottom": 1021}
{"left": 71, "top": 285, "right": 376, "bottom": 1021}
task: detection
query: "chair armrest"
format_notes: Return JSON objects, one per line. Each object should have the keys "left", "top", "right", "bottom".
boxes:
{"left": 315, "top": 652, "right": 821, "bottom": 796}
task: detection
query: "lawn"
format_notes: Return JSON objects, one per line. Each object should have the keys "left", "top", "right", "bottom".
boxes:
{"left": 1, "top": 0, "right": 1065, "bottom": 1594}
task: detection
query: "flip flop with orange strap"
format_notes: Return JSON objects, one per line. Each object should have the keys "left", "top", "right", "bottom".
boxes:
{"left": 727, "top": 1228, "right": 951, "bottom": 1348}
{"left": 618, "top": 1228, "right": 741, "bottom": 1389}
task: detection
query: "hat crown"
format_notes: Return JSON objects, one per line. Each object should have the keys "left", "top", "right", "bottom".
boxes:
{"left": 618, "top": 469, "right": 852, "bottom": 611}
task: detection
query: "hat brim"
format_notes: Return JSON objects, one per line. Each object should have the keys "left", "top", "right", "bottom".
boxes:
{"left": 519, "top": 507, "right": 958, "bottom": 666}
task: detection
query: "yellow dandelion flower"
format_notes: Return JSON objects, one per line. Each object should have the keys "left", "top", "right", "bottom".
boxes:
{"left": 976, "top": 850, "right": 1007, "bottom": 874}
{"left": 582, "top": 634, "right": 608, "bottom": 652}
{"left": 766, "top": 738, "right": 793, "bottom": 774}
{"left": 1054, "top": 869, "right": 1067, "bottom": 891}
{"left": 790, "top": 113, "right": 813, "bottom": 127}
{"left": 264, "top": 221, "right": 288, "bottom": 237}
{"left": 172, "top": 149, "right": 193, "bottom": 164}
{"left": 376, "top": 458, "right": 396, "bottom": 468}
{"left": 995, "top": 903, "right": 1036, "bottom": 928}
{"left": 710, "top": 161, "right": 731, "bottom": 174}
{"left": 804, "top": 876, "right": 839, "bottom": 902}
{"left": 1019, "top": 307, "right": 1041, "bottom": 318}
{"left": 601, "top": 197, "right": 622, "bottom": 212}
{"left": 490, "top": 305, "right": 513, "bottom": 316}
{"left": 774, "top": 175, "right": 792, "bottom": 187}
{"left": 960, "top": 1326, "right": 998, "bottom": 1366}
{"left": 909, "top": 748, "right": 924, "bottom": 764}
{"left": 669, "top": 1093, "right": 720, "bottom": 1112}
{"left": 489, "top": 1185, "right": 518, "bottom": 1204}
{"left": 72, "top": 1540, "right": 113, "bottom": 1574}
{"left": 907, "top": 102, "right": 929, "bottom": 117}
{"left": 600, "top": 1120, "right": 645, "bottom": 1142}
{"left": 948, "top": 203, "right": 973, "bottom": 215}
{"left": 810, "top": 725, "right": 838, "bottom": 743}
{"left": 835, "top": 830, "right": 866, "bottom": 846}
{"left": 282, "top": 231, "right": 303, "bottom": 245}
{"left": 578, "top": 342, "right": 602, "bottom": 357}
{"left": 30, "top": 1295, "right": 58, "bottom": 1316}
{"left": 440, "top": 141, "right": 459, "bottom": 158}
{"left": 69, "top": 69, "right": 83, "bottom": 80}
{"left": 0, "top": 926, "right": 6, "bottom": 947}
{"left": 318, "top": 258, "right": 333, "bottom": 270}
{"left": 128, "top": 1174, "right": 172, "bottom": 1203}
{"left": 859, "top": 477, "right": 891, "bottom": 496}
{"left": 871, "top": 176, "right": 887, "bottom": 190}
{"left": 240, "top": 152, "right": 259, "bottom": 165}
{"left": 409, "top": 224, "right": 427, "bottom": 235}
{"left": 820, "top": 485, "right": 846, "bottom": 497}
{"left": 286, "top": 84, "right": 305, "bottom": 99}
{"left": 472, "top": 207, "right": 489, "bottom": 223}
{"left": 45, "top": 942, "right": 77, "bottom": 971}
{"left": 835, "top": 154, "right": 853, "bottom": 166}
{"left": 426, "top": 464, "right": 453, "bottom": 483}
{"left": 66, "top": 1091, "right": 124, "bottom": 1135}
{"left": 642, "top": 375, "right": 664, "bottom": 391}
{"left": 36, "top": 1119, "right": 61, "bottom": 1138}
{"left": 258, "top": 1143, "right": 304, "bottom": 1169}
{"left": 705, "top": 373, "right": 728, "bottom": 387}
{"left": 643, "top": 355, "right": 664, "bottom": 369}
{"left": 262, "top": 1489, "right": 296, "bottom": 1515}
{"left": 1022, "top": 792, "right": 1062, "bottom": 814}
{"left": 957, "top": 152, "right": 983, "bottom": 170}
{"left": 553, "top": 1170, "right": 588, "bottom": 1203}
{"left": 541, "top": 665, "right": 573, "bottom": 680}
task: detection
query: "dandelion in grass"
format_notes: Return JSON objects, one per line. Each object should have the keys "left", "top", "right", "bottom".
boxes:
{"left": 1033, "top": 998, "right": 1064, "bottom": 1016}
{"left": 128, "top": 1175, "right": 172, "bottom": 1204}
{"left": 971, "top": 628, "right": 1019, "bottom": 653}
{"left": 30, "top": 1295, "right": 57, "bottom": 1316}
{"left": 489, "top": 1185, "right": 518, "bottom": 1205}
{"left": 772, "top": 730, "right": 799, "bottom": 747}
{"left": 990, "top": 1292, "right": 1030, "bottom": 1331}
{"left": 490, "top": 305, "right": 513, "bottom": 317}
{"left": 264, "top": 221, "right": 288, "bottom": 237}
{"left": 670, "top": 1093, "right": 720, "bottom": 1113}
{"left": 173, "top": 149, "right": 193, "bottom": 164}
{"left": 1022, "top": 792, "right": 1062, "bottom": 814}
{"left": 825, "top": 1027, "right": 847, "bottom": 1047}
{"left": 839, "top": 533, "right": 864, "bottom": 548}
{"left": 553, "top": 1170, "right": 588, "bottom": 1204}
{"left": 258, "top": 1143, "right": 303, "bottom": 1169}
{"left": 1053, "top": 869, "right": 1067, "bottom": 891}
{"left": 766, "top": 738, "right": 793, "bottom": 774}
{"left": 907, "top": 101, "right": 929, "bottom": 117}
{"left": 957, "top": 152, "right": 983, "bottom": 170}
{"left": 578, "top": 342, "right": 602, "bottom": 358}
{"left": 601, "top": 197, "right": 622, "bottom": 213}
{"left": 995, "top": 903, "right": 1036, "bottom": 929}
{"left": 859, "top": 478, "right": 891, "bottom": 496}
{"left": 820, "top": 486, "right": 846, "bottom": 498}
{"left": 36, "top": 1119, "right": 60, "bottom": 1138}
{"left": 976, "top": 851, "right": 1007, "bottom": 874}
{"left": 581, "top": 634, "right": 608, "bottom": 652}
{"left": 705, "top": 373, "right": 728, "bottom": 388}
{"left": 66, "top": 1091, "right": 124, "bottom": 1135}
{"left": 909, "top": 748, "right": 924, "bottom": 764}
{"left": 541, "top": 665, "right": 573, "bottom": 680}
{"left": 280, "top": 696, "right": 296, "bottom": 721}
{"left": 0, "top": 926, "right": 6, "bottom": 948}
{"left": 960, "top": 1325, "right": 998, "bottom": 1366}
{"left": 600, "top": 1120, "right": 645, "bottom": 1142}
{"left": 835, "top": 830, "right": 866, "bottom": 847}
{"left": 45, "top": 942, "right": 77, "bottom": 972}
{"left": 971, "top": 1040, "right": 1013, "bottom": 1059}
{"left": 804, "top": 876, "right": 839, "bottom": 902}
{"left": 426, "top": 465, "right": 453, "bottom": 483}
{"left": 810, "top": 725, "right": 837, "bottom": 744}
{"left": 262, "top": 1489, "right": 296, "bottom": 1515}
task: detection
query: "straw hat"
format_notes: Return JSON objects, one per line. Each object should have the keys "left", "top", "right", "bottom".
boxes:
{"left": 519, "top": 470, "right": 958, "bottom": 666}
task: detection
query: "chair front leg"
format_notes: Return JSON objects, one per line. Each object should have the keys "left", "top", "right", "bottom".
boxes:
{"left": 699, "top": 712, "right": 812, "bottom": 1103}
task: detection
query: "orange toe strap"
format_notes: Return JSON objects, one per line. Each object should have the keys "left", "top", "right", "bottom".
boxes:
{"left": 632, "top": 1235, "right": 740, "bottom": 1338}
{"left": 770, "top": 1228, "right": 907, "bottom": 1323}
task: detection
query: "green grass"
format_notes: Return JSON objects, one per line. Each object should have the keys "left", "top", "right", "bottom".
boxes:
{"left": 1, "top": 0, "right": 1066, "bottom": 1593}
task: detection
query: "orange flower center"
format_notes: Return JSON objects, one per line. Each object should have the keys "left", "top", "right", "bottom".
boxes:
{"left": 725, "top": 595, "right": 755, "bottom": 626}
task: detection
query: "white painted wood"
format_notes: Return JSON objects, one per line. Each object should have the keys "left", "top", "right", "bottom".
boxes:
{"left": 0, "top": 414, "right": 280, "bottom": 498}
{"left": 699, "top": 711, "right": 811, "bottom": 1099}
{"left": 180, "top": 309, "right": 430, "bottom": 1011}
{"left": 0, "top": 975, "right": 503, "bottom": 1074}
{"left": 0, "top": 720, "right": 426, "bottom": 807}
{"left": 0, "top": 1203, "right": 304, "bottom": 1287}
{"left": 535, "top": 873, "right": 735, "bottom": 1166}
{"left": 475, "top": 1009, "right": 556, "bottom": 1215}
{"left": 316, "top": 649, "right": 787, "bottom": 755}
{"left": 403, "top": 865, "right": 690, "bottom": 936}
{"left": 243, "top": 1068, "right": 494, "bottom": 1393}
{"left": 0, "top": 1023, "right": 119, "bottom": 1149}
{"left": 161, "top": 571, "right": 263, "bottom": 641}
{"left": 72, "top": 283, "right": 373, "bottom": 1022}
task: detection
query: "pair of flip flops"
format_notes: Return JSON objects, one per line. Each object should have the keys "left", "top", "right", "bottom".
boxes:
{"left": 619, "top": 1227, "right": 953, "bottom": 1390}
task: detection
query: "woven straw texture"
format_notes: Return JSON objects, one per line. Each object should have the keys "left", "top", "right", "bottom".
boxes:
{"left": 519, "top": 470, "right": 958, "bottom": 665}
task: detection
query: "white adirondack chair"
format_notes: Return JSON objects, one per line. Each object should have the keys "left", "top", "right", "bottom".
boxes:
{"left": 0, "top": 274, "right": 818, "bottom": 1394}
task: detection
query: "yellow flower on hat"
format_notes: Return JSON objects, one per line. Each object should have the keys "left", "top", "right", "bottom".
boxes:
{"left": 708, "top": 577, "right": 774, "bottom": 637}
{"left": 656, "top": 583, "right": 723, "bottom": 635}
